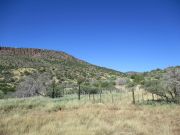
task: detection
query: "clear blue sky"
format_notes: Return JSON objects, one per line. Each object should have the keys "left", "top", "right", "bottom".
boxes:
{"left": 0, "top": 0, "right": 180, "bottom": 72}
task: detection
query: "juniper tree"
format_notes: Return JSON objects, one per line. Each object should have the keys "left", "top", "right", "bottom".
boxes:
{"left": 163, "top": 68, "right": 180, "bottom": 103}
{"left": 126, "top": 74, "right": 145, "bottom": 104}
{"left": 126, "top": 81, "right": 136, "bottom": 104}
{"left": 77, "top": 76, "right": 85, "bottom": 100}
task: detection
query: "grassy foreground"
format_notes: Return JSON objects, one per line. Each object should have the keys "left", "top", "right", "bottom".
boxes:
{"left": 0, "top": 93, "right": 180, "bottom": 135}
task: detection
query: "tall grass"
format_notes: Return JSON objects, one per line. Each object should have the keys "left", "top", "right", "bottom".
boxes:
{"left": 0, "top": 92, "right": 180, "bottom": 135}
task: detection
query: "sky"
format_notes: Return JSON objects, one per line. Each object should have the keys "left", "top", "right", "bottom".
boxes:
{"left": 0, "top": 0, "right": 180, "bottom": 72}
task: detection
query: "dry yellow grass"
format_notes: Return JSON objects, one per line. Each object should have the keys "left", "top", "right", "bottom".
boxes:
{"left": 0, "top": 93, "right": 180, "bottom": 135}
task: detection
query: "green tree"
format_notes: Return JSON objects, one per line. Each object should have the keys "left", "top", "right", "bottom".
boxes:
{"left": 126, "top": 74, "right": 144, "bottom": 104}
{"left": 0, "top": 90, "right": 4, "bottom": 99}
{"left": 143, "top": 79, "right": 171, "bottom": 102}
{"left": 163, "top": 68, "right": 180, "bottom": 103}
{"left": 126, "top": 81, "right": 136, "bottom": 104}
{"left": 46, "top": 83, "right": 64, "bottom": 98}
{"left": 77, "top": 76, "right": 85, "bottom": 100}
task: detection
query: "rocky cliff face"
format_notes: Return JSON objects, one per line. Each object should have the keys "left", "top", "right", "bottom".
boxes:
{"left": 0, "top": 47, "right": 41, "bottom": 56}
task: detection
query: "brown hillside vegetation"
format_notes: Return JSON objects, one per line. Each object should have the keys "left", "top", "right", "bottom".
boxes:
{"left": 0, "top": 46, "right": 123, "bottom": 98}
{"left": 0, "top": 47, "right": 180, "bottom": 135}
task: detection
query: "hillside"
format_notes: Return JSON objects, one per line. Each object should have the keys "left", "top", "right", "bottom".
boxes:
{"left": 0, "top": 46, "right": 123, "bottom": 97}
{"left": 0, "top": 47, "right": 180, "bottom": 135}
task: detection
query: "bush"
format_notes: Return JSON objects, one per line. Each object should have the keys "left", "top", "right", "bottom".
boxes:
{"left": 0, "top": 90, "right": 4, "bottom": 99}
{"left": 46, "top": 85, "right": 64, "bottom": 98}
{"left": 81, "top": 85, "right": 99, "bottom": 94}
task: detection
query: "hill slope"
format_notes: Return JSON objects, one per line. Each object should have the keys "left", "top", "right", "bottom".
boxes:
{"left": 0, "top": 46, "right": 123, "bottom": 97}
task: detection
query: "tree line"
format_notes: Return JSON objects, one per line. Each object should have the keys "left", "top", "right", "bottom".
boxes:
{"left": 126, "top": 68, "right": 180, "bottom": 104}
{"left": 13, "top": 70, "right": 116, "bottom": 101}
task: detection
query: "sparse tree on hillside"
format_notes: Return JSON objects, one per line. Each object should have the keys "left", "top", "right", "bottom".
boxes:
{"left": 15, "top": 72, "right": 51, "bottom": 98}
{"left": 143, "top": 79, "right": 173, "bottom": 102}
{"left": 77, "top": 76, "right": 85, "bottom": 100}
{"left": 126, "top": 81, "right": 136, "bottom": 104}
{"left": 93, "top": 81, "right": 104, "bottom": 103}
{"left": 142, "top": 68, "right": 180, "bottom": 103}
{"left": 116, "top": 78, "right": 127, "bottom": 86}
{"left": 51, "top": 80, "right": 56, "bottom": 98}
{"left": 46, "top": 82, "right": 64, "bottom": 98}
{"left": 90, "top": 86, "right": 99, "bottom": 102}
{"left": 81, "top": 84, "right": 99, "bottom": 101}
{"left": 163, "top": 68, "right": 180, "bottom": 103}
{"left": 126, "top": 75, "right": 144, "bottom": 104}
{"left": 0, "top": 90, "right": 4, "bottom": 99}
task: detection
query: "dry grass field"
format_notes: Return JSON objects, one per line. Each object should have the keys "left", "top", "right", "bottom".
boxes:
{"left": 0, "top": 92, "right": 180, "bottom": 135}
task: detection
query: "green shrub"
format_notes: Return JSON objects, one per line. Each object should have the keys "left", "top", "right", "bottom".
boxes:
{"left": 0, "top": 90, "right": 4, "bottom": 99}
